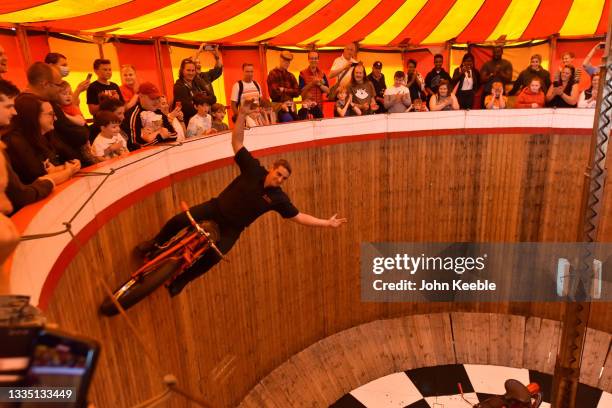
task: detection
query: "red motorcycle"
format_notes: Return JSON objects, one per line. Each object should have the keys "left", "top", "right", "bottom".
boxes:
{"left": 100, "top": 202, "right": 223, "bottom": 316}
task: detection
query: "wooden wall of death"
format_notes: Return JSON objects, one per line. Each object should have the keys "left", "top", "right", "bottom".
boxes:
{"left": 44, "top": 132, "right": 612, "bottom": 407}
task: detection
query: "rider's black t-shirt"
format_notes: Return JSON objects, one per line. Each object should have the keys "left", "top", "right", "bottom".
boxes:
{"left": 215, "top": 147, "right": 299, "bottom": 229}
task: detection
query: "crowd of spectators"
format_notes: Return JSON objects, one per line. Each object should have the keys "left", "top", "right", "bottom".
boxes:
{"left": 0, "top": 40, "right": 604, "bottom": 215}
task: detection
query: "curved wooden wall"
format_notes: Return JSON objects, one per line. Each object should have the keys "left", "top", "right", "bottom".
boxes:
{"left": 38, "top": 130, "right": 612, "bottom": 407}
{"left": 239, "top": 313, "right": 612, "bottom": 407}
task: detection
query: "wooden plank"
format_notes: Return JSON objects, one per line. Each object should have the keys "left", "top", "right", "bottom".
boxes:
{"left": 523, "top": 317, "right": 562, "bottom": 374}
{"left": 40, "top": 132, "right": 612, "bottom": 408}
{"left": 580, "top": 328, "right": 612, "bottom": 388}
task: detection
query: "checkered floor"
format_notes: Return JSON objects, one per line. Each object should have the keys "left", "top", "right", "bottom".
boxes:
{"left": 330, "top": 364, "right": 611, "bottom": 408}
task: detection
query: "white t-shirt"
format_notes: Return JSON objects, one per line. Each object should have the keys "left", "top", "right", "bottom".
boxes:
{"left": 186, "top": 113, "right": 212, "bottom": 138}
{"left": 384, "top": 85, "right": 410, "bottom": 96}
{"left": 171, "top": 117, "right": 185, "bottom": 141}
{"left": 331, "top": 56, "right": 357, "bottom": 88}
{"left": 230, "top": 80, "right": 262, "bottom": 105}
{"left": 461, "top": 73, "right": 474, "bottom": 91}
{"left": 92, "top": 133, "right": 127, "bottom": 158}
{"left": 577, "top": 91, "right": 596, "bottom": 108}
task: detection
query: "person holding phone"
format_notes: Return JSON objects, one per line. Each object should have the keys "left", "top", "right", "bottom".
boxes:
{"left": 546, "top": 65, "right": 578, "bottom": 108}
{"left": 583, "top": 41, "right": 606, "bottom": 77}
{"left": 121, "top": 82, "right": 177, "bottom": 151}
{"left": 137, "top": 102, "right": 347, "bottom": 297}
{"left": 191, "top": 43, "right": 223, "bottom": 105}
{"left": 451, "top": 53, "right": 480, "bottom": 109}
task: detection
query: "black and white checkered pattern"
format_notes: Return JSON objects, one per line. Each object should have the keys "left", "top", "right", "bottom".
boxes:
{"left": 330, "top": 364, "right": 611, "bottom": 408}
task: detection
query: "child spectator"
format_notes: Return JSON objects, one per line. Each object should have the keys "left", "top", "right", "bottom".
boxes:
{"left": 87, "top": 58, "right": 124, "bottom": 116}
{"left": 160, "top": 95, "right": 186, "bottom": 141}
{"left": 92, "top": 111, "right": 128, "bottom": 160}
{"left": 429, "top": 80, "right": 459, "bottom": 111}
{"left": 407, "top": 98, "right": 428, "bottom": 112}
{"left": 515, "top": 77, "right": 546, "bottom": 108}
{"left": 484, "top": 81, "right": 507, "bottom": 109}
{"left": 425, "top": 54, "right": 451, "bottom": 101}
{"left": 335, "top": 86, "right": 360, "bottom": 117}
{"left": 276, "top": 94, "right": 298, "bottom": 123}
{"left": 119, "top": 64, "right": 140, "bottom": 110}
{"left": 211, "top": 103, "right": 229, "bottom": 131}
{"left": 384, "top": 71, "right": 411, "bottom": 113}
{"left": 186, "top": 92, "right": 215, "bottom": 137}
{"left": 451, "top": 53, "right": 480, "bottom": 109}
{"left": 556, "top": 51, "right": 582, "bottom": 83}
{"left": 260, "top": 98, "right": 276, "bottom": 125}
{"left": 297, "top": 92, "right": 323, "bottom": 120}
{"left": 58, "top": 81, "right": 86, "bottom": 126}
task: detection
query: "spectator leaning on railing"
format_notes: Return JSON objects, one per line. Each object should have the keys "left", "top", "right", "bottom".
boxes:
{"left": 3, "top": 94, "right": 80, "bottom": 188}
{"left": 121, "top": 82, "right": 177, "bottom": 150}
{"left": 429, "top": 79, "right": 459, "bottom": 111}
{"left": 547, "top": 65, "right": 578, "bottom": 108}
{"left": 384, "top": 71, "right": 411, "bottom": 113}
{"left": 0, "top": 79, "right": 62, "bottom": 214}
{"left": 578, "top": 73, "right": 600, "bottom": 108}
{"left": 349, "top": 62, "right": 378, "bottom": 114}
{"left": 514, "top": 77, "right": 546, "bottom": 109}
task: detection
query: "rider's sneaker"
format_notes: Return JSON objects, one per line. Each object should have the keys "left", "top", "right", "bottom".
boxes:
{"left": 134, "top": 239, "right": 159, "bottom": 258}
{"left": 166, "top": 279, "right": 187, "bottom": 298}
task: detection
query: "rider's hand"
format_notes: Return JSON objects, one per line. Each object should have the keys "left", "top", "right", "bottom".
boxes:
{"left": 327, "top": 214, "right": 347, "bottom": 228}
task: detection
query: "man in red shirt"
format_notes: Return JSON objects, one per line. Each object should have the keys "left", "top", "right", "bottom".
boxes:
{"left": 299, "top": 50, "right": 330, "bottom": 109}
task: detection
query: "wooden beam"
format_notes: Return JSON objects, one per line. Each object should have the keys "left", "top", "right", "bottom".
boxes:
{"left": 15, "top": 25, "right": 32, "bottom": 67}
{"left": 154, "top": 38, "right": 168, "bottom": 97}
{"left": 258, "top": 43, "right": 268, "bottom": 99}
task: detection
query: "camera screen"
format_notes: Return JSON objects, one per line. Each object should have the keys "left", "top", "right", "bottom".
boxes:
{"left": 23, "top": 330, "right": 99, "bottom": 407}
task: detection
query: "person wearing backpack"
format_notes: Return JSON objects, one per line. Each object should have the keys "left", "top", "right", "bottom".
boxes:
{"left": 230, "top": 63, "right": 262, "bottom": 123}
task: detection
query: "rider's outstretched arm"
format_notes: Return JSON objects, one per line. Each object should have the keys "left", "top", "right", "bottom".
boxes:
{"left": 232, "top": 103, "right": 254, "bottom": 154}
{"left": 290, "top": 212, "right": 347, "bottom": 228}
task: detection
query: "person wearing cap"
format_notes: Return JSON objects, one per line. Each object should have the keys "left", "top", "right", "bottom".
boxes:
{"left": 367, "top": 61, "right": 387, "bottom": 113}
{"left": 121, "top": 82, "right": 177, "bottom": 151}
{"left": 267, "top": 50, "right": 300, "bottom": 103}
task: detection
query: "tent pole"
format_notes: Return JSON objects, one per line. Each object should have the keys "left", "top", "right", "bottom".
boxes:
{"left": 15, "top": 25, "right": 32, "bottom": 67}
{"left": 549, "top": 33, "right": 559, "bottom": 71}
{"left": 154, "top": 38, "right": 167, "bottom": 97}
{"left": 551, "top": 3, "right": 612, "bottom": 407}
{"left": 258, "top": 43, "right": 269, "bottom": 99}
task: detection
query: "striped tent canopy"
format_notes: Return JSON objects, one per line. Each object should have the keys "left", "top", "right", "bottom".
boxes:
{"left": 0, "top": 0, "right": 608, "bottom": 46}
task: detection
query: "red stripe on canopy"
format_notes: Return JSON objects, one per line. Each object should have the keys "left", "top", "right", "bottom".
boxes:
{"left": 0, "top": 0, "right": 52, "bottom": 14}
{"left": 27, "top": 0, "right": 177, "bottom": 32}
{"left": 213, "top": 0, "right": 312, "bottom": 44}
{"left": 389, "top": 0, "right": 456, "bottom": 46}
{"left": 456, "top": 0, "right": 511, "bottom": 43}
{"left": 330, "top": 0, "right": 406, "bottom": 46}
{"left": 141, "top": 0, "right": 257, "bottom": 37}
{"left": 521, "top": 0, "right": 574, "bottom": 40}
{"left": 597, "top": 0, "right": 610, "bottom": 35}
{"left": 271, "top": 0, "right": 358, "bottom": 45}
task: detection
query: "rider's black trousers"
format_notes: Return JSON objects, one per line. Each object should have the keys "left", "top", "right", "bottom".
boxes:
{"left": 153, "top": 199, "right": 242, "bottom": 286}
